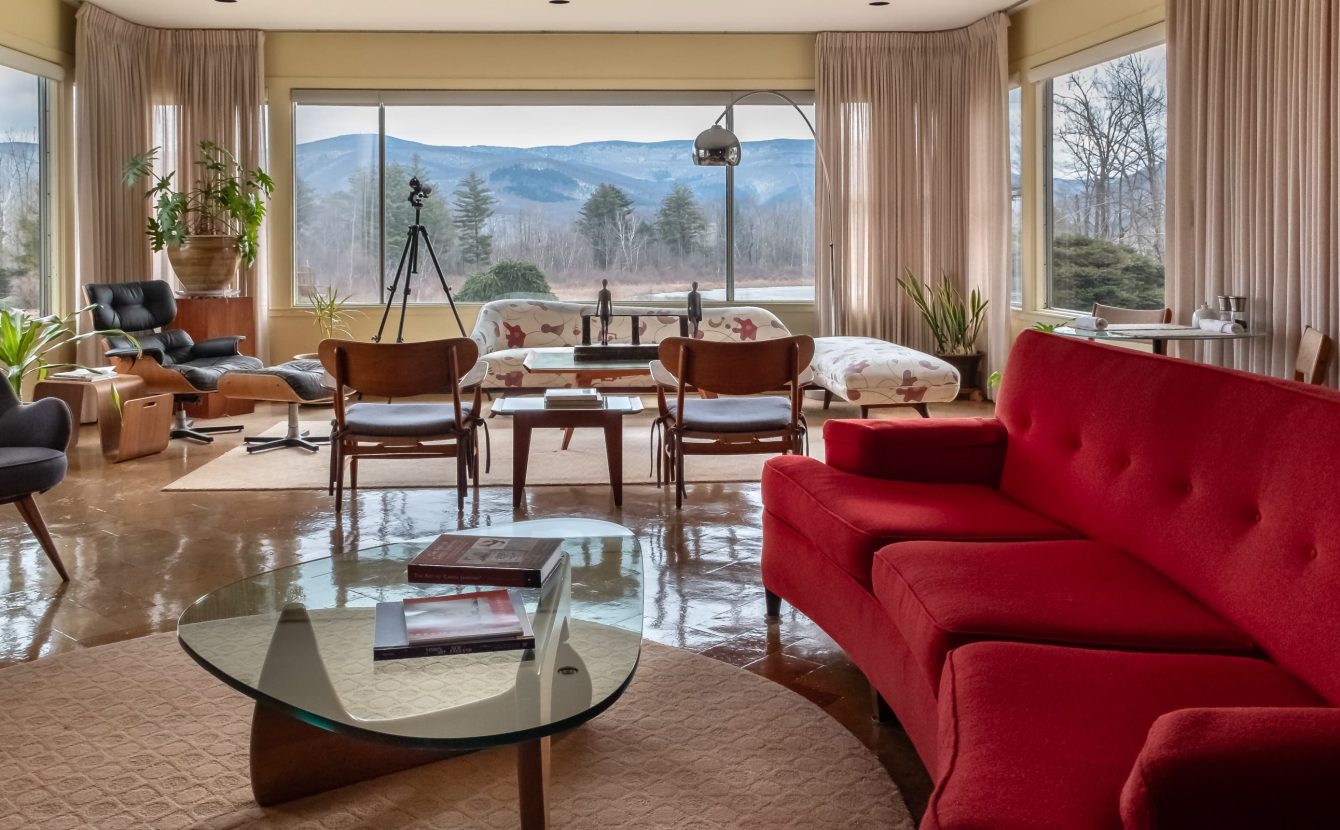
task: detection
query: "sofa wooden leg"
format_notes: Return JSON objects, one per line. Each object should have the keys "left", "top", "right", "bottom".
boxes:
{"left": 913, "top": 403, "right": 930, "bottom": 419}
{"left": 870, "top": 683, "right": 898, "bottom": 725}
{"left": 822, "top": 390, "right": 833, "bottom": 410}
{"left": 765, "top": 589, "right": 782, "bottom": 620}
{"left": 860, "top": 405, "right": 870, "bottom": 419}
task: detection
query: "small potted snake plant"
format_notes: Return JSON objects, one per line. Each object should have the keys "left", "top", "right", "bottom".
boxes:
{"left": 297, "top": 287, "right": 363, "bottom": 360}
{"left": 896, "top": 270, "right": 988, "bottom": 392}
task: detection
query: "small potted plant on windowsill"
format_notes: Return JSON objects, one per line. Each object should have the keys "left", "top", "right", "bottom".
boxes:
{"left": 124, "top": 140, "right": 275, "bottom": 296}
{"left": 897, "top": 270, "right": 988, "bottom": 394}
{"left": 296, "top": 287, "right": 363, "bottom": 360}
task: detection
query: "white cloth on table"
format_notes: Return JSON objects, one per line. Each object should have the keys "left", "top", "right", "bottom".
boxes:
{"left": 1198, "top": 318, "right": 1245, "bottom": 334}
{"left": 1072, "top": 315, "right": 1109, "bottom": 331}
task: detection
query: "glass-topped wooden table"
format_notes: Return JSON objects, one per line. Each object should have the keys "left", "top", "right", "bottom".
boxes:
{"left": 177, "top": 518, "right": 643, "bottom": 828}
{"left": 1052, "top": 323, "right": 1265, "bottom": 355}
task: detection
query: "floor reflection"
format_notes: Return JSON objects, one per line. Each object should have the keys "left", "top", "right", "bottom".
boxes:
{"left": 0, "top": 399, "right": 984, "bottom": 819}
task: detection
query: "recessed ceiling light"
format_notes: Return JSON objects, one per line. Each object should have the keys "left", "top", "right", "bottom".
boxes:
{"left": 549, "top": 0, "right": 570, "bottom": 4}
{"left": 869, "top": 1, "right": 890, "bottom": 5}
{"left": 215, "top": 0, "right": 238, "bottom": 4}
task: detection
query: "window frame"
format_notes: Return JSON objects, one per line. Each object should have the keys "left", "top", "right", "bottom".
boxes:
{"left": 289, "top": 89, "right": 817, "bottom": 306}
{"left": 0, "top": 47, "right": 61, "bottom": 316}
{"left": 1022, "top": 24, "right": 1167, "bottom": 318}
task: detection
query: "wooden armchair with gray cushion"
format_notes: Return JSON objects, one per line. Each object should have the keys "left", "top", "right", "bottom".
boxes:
{"left": 0, "top": 380, "right": 72, "bottom": 581}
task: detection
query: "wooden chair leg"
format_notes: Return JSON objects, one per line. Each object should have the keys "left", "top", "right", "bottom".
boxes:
{"left": 674, "top": 434, "right": 686, "bottom": 509}
{"left": 15, "top": 495, "right": 69, "bottom": 582}
{"left": 456, "top": 445, "right": 468, "bottom": 509}
{"left": 334, "top": 447, "right": 346, "bottom": 511}
{"left": 349, "top": 457, "right": 359, "bottom": 493}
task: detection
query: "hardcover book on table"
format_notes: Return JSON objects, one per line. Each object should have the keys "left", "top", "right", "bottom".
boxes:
{"left": 372, "top": 589, "right": 536, "bottom": 661}
{"left": 408, "top": 534, "right": 565, "bottom": 587}
{"left": 543, "top": 388, "right": 604, "bottom": 408}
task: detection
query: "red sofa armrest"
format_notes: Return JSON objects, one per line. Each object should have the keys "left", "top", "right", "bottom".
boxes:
{"left": 822, "top": 418, "right": 1007, "bottom": 485}
{"left": 1121, "top": 707, "right": 1340, "bottom": 830}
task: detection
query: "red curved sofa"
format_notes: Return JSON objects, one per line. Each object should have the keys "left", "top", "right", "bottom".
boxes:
{"left": 761, "top": 330, "right": 1340, "bottom": 829}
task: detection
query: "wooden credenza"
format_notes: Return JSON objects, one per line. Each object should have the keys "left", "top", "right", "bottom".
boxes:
{"left": 173, "top": 296, "right": 256, "bottom": 419}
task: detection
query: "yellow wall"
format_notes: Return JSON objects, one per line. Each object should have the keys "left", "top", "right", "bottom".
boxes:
{"left": 264, "top": 32, "right": 816, "bottom": 361}
{"left": 1006, "top": 0, "right": 1166, "bottom": 339}
{"left": 0, "top": 0, "right": 75, "bottom": 67}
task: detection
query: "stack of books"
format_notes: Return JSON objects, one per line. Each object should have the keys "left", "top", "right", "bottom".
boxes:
{"left": 543, "top": 388, "right": 604, "bottom": 409}
{"left": 407, "top": 534, "right": 564, "bottom": 588}
{"left": 373, "top": 589, "right": 535, "bottom": 660}
{"left": 47, "top": 367, "right": 117, "bottom": 382}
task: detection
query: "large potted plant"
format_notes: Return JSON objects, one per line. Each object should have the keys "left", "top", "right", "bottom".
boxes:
{"left": 124, "top": 140, "right": 275, "bottom": 296}
{"left": 896, "top": 270, "right": 988, "bottom": 390}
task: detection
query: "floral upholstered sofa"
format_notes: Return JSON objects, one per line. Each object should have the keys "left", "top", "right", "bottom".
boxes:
{"left": 469, "top": 299, "right": 962, "bottom": 409}
{"left": 469, "top": 300, "right": 791, "bottom": 391}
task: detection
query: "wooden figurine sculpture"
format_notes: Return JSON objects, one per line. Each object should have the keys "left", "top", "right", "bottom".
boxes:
{"left": 596, "top": 279, "right": 614, "bottom": 346}
{"left": 687, "top": 281, "right": 703, "bottom": 338}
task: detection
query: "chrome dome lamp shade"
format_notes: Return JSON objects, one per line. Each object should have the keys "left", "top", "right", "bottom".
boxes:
{"left": 692, "top": 124, "right": 741, "bottom": 166}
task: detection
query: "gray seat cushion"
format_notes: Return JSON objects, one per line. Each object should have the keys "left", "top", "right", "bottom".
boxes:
{"left": 228, "top": 359, "right": 332, "bottom": 402}
{"left": 345, "top": 402, "right": 474, "bottom": 437}
{"left": 0, "top": 447, "right": 66, "bottom": 501}
{"left": 176, "top": 355, "right": 265, "bottom": 391}
{"left": 667, "top": 397, "right": 793, "bottom": 432}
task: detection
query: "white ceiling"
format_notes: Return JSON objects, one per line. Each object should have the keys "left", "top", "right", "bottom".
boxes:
{"left": 84, "top": 0, "right": 1014, "bottom": 33}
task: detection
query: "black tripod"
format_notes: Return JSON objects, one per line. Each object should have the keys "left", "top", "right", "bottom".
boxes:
{"left": 374, "top": 178, "right": 466, "bottom": 343}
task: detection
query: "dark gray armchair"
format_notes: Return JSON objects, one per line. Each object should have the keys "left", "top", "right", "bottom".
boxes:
{"left": 0, "top": 380, "right": 72, "bottom": 581}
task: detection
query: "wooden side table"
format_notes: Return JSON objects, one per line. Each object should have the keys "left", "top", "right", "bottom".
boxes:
{"left": 34, "top": 374, "right": 142, "bottom": 450}
{"left": 490, "top": 396, "right": 643, "bottom": 508}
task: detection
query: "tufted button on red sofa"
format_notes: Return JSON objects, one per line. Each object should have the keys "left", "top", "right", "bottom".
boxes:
{"left": 761, "top": 331, "right": 1340, "bottom": 829}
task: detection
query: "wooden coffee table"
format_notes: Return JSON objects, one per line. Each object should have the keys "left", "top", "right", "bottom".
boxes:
{"left": 491, "top": 396, "right": 644, "bottom": 508}
{"left": 520, "top": 349, "right": 653, "bottom": 451}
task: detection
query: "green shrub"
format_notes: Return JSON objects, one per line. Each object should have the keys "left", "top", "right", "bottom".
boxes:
{"left": 455, "top": 260, "right": 556, "bottom": 302}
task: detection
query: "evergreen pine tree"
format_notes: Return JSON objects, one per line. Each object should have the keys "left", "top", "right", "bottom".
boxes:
{"left": 655, "top": 185, "right": 707, "bottom": 260}
{"left": 577, "top": 183, "right": 634, "bottom": 270}
{"left": 452, "top": 170, "right": 497, "bottom": 270}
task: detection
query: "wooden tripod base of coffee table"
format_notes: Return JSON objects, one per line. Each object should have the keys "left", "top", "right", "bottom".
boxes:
{"left": 250, "top": 696, "right": 553, "bottom": 827}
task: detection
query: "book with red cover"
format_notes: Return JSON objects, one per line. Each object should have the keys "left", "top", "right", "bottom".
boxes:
{"left": 407, "top": 534, "right": 564, "bottom": 588}
{"left": 372, "top": 589, "right": 536, "bottom": 661}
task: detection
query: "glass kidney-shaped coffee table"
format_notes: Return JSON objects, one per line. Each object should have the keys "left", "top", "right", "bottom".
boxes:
{"left": 178, "top": 518, "right": 643, "bottom": 829}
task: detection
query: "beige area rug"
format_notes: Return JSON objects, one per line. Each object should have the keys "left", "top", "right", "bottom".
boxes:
{"left": 0, "top": 633, "right": 912, "bottom": 829}
{"left": 164, "top": 401, "right": 834, "bottom": 492}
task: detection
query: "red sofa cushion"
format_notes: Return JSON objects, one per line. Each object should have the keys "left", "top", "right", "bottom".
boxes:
{"left": 823, "top": 417, "right": 1007, "bottom": 485}
{"left": 926, "top": 642, "right": 1324, "bottom": 830}
{"left": 1120, "top": 707, "right": 1340, "bottom": 830}
{"left": 762, "top": 455, "right": 1074, "bottom": 589}
{"left": 996, "top": 332, "right": 1340, "bottom": 705}
{"left": 872, "top": 540, "right": 1257, "bottom": 690}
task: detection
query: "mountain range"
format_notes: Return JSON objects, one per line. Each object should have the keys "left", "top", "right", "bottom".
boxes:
{"left": 296, "top": 134, "right": 817, "bottom": 220}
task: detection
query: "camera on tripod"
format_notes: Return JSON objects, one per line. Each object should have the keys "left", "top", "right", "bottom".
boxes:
{"left": 373, "top": 177, "right": 465, "bottom": 343}
{"left": 407, "top": 176, "right": 432, "bottom": 208}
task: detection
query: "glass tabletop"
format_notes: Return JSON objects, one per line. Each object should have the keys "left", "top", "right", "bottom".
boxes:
{"left": 523, "top": 348, "right": 653, "bottom": 373}
{"left": 177, "top": 518, "right": 643, "bottom": 750}
{"left": 1052, "top": 324, "right": 1266, "bottom": 342}
{"left": 491, "top": 396, "right": 645, "bottom": 415}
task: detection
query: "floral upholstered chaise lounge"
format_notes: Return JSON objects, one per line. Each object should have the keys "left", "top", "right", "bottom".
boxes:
{"left": 469, "top": 299, "right": 960, "bottom": 413}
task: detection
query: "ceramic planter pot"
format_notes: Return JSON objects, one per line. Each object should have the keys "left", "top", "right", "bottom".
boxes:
{"left": 939, "top": 351, "right": 984, "bottom": 393}
{"left": 166, "top": 235, "right": 241, "bottom": 296}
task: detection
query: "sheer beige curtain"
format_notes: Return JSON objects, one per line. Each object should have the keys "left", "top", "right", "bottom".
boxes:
{"left": 1167, "top": 0, "right": 1339, "bottom": 384}
{"left": 75, "top": 5, "right": 268, "bottom": 353}
{"left": 815, "top": 15, "right": 1011, "bottom": 382}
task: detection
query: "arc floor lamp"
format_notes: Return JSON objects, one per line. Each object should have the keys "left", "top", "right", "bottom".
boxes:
{"left": 692, "top": 90, "right": 838, "bottom": 324}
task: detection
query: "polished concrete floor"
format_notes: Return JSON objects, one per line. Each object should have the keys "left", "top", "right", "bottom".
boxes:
{"left": 0, "top": 398, "right": 989, "bottom": 822}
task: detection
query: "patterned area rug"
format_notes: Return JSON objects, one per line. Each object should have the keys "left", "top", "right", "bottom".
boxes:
{"left": 0, "top": 633, "right": 912, "bottom": 829}
{"left": 162, "top": 402, "right": 833, "bottom": 492}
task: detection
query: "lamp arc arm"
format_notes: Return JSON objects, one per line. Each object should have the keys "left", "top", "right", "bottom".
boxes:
{"left": 713, "top": 90, "right": 833, "bottom": 194}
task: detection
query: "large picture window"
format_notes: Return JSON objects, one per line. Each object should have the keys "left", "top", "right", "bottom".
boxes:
{"left": 0, "top": 62, "right": 54, "bottom": 314}
{"left": 1045, "top": 44, "right": 1166, "bottom": 313}
{"left": 1009, "top": 86, "right": 1023, "bottom": 308}
{"left": 293, "top": 92, "right": 815, "bottom": 306}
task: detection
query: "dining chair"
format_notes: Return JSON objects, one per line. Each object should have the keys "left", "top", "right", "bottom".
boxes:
{"left": 1092, "top": 303, "right": 1173, "bottom": 324}
{"left": 318, "top": 338, "right": 484, "bottom": 510}
{"left": 1295, "top": 326, "right": 1334, "bottom": 385}
{"left": 0, "top": 380, "right": 72, "bottom": 581}
{"left": 654, "top": 335, "right": 815, "bottom": 509}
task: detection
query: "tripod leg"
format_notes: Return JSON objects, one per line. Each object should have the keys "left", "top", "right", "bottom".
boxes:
{"left": 420, "top": 229, "right": 467, "bottom": 338}
{"left": 395, "top": 228, "right": 420, "bottom": 343}
{"left": 375, "top": 227, "right": 416, "bottom": 343}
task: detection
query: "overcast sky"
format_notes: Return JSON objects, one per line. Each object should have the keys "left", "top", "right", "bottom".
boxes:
{"left": 0, "top": 65, "right": 38, "bottom": 142}
{"left": 296, "top": 103, "right": 816, "bottom": 147}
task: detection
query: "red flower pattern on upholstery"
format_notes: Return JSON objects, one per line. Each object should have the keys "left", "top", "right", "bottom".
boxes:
{"left": 504, "top": 322, "right": 527, "bottom": 348}
{"left": 734, "top": 318, "right": 758, "bottom": 341}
